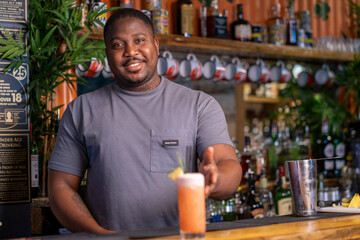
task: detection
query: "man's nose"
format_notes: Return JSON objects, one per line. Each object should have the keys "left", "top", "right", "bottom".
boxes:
{"left": 124, "top": 43, "right": 138, "bottom": 56}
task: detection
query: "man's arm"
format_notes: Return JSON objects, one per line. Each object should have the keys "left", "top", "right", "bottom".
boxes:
{"left": 199, "top": 144, "right": 242, "bottom": 200}
{"left": 48, "top": 169, "right": 115, "bottom": 234}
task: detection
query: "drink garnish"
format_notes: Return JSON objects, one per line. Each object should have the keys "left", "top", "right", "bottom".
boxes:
{"left": 167, "top": 152, "right": 186, "bottom": 182}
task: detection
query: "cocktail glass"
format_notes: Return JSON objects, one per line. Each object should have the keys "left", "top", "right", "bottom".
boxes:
{"left": 177, "top": 173, "right": 206, "bottom": 239}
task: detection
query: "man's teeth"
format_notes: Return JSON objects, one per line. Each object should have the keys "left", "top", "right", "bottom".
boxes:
{"left": 129, "top": 63, "right": 140, "bottom": 67}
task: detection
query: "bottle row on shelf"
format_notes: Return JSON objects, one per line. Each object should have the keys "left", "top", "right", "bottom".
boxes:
{"left": 209, "top": 119, "right": 360, "bottom": 223}
{"left": 206, "top": 167, "right": 292, "bottom": 222}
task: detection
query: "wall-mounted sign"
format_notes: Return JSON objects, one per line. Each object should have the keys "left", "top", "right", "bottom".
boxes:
{"left": 0, "top": 133, "right": 30, "bottom": 203}
{"left": 0, "top": 62, "right": 29, "bottom": 132}
{"left": 0, "top": 0, "right": 28, "bottom": 25}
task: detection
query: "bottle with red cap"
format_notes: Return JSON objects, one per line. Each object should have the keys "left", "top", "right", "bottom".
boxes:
{"left": 273, "top": 166, "right": 293, "bottom": 216}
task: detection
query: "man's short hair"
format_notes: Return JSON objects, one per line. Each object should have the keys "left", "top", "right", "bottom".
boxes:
{"left": 104, "top": 8, "right": 154, "bottom": 41}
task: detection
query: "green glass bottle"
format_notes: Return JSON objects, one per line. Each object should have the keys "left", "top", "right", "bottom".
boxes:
{"left": 273, "top": 166, "right": 293, "bottom": 216}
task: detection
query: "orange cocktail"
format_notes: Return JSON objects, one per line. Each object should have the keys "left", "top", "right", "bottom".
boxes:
{"left": 177, "top": 173, "right": 205, "bottom": 239}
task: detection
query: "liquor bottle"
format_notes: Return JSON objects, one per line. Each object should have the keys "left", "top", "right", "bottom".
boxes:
{"left": 222, "top": 195, "right": 236, "bottom": 221}
{"left": 206, "top": 0, "right": 228, "bottom": 38}
{"left": 199, "top": 6, "right": 207, "bottom": 37}
{"left": 246, "top": 170, "right": 265, "bottom": 219}
{"left": 285, "top": 5, "right": 297, "bottom": 45}
{"left": 175, "top": 0, "right": 194, "bottom": 37}
{"left": 240, "top": 136, "right": 254, "bottom": 185}
{"left": 231, "top": 4, "right": 251, "bottom": 41}
{"left": 318, "top": 172, "right": 325, "bottom": 201}
{"left": 259, "top": 174, "right": 275, "bottom": 217}
{"left": 31, "top": 124, "right": 39, "bottom": 198}
{"left": 234, "top": 186, "right": 247, "bottom": 220}
{"left": 276, "top": 121, "right": 291, "bottom": 169}
{"left": 267, "top": 121, "right": 278, "bottom": 180}
{"left": 333, "top": 124, "right": 346, "bottom": 178}
{"left": 266, "top": 3, "right": 285, "bottom": 46}
{"left": 273, "top": 166, "right": 293, "bottom": 216}
{"left": 209, "top": 199, "right": 222, "bottom": 222}
{"left": 316, "top": 120, "right": 335, "bottom": 178}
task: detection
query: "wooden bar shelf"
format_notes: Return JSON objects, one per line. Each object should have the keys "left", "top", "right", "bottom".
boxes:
{"left": 80, "top": 28, "right": 355, "bottom": 63}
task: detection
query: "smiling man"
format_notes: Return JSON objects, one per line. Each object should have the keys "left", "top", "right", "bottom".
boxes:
{"left": 48, "top": 8, "right": 241, "bottom": 233}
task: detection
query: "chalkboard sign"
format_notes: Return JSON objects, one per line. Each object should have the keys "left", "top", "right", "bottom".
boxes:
{"left": 0, "top": 0, "right": 28, "bottom": 25}
{"left": 0, "top": 62, "right": 29, "bottom": 132}
{"left": 0, "top": 133, "right": 30, "bottom": 203}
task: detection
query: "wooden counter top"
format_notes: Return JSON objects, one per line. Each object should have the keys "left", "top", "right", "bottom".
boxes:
{"left": 134, "top": 214, "right": 360, "bottom": 240}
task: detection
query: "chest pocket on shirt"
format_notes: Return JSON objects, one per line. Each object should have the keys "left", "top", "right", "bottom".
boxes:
{"left": 150, "top": 129, "right": 190, "bottom": 172}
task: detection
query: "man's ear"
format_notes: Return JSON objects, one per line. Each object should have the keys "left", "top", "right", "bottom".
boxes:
{"left": 154, "top": 37, "right": 160, "bottom": 55}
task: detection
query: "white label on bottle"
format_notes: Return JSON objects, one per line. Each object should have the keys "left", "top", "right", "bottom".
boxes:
{"left": 324, "top": 160, "right": 335, "bottom": 170}
{"left": 31, "top": 155, "right": 39, "bottom": 187}
{"left": 323, "top": 143, "right": 334, "bottom": 158}
{"left": 235, "top": 24, "right": 251, "bottom": 40}
{"left": 335, "top": 143, "right": 345, "bottom": 158}
{"left": 277, "top": 197, "right": 293, "bottom": 216}
{"left": 335, "top": 159, "right": 345, "bottom": 170}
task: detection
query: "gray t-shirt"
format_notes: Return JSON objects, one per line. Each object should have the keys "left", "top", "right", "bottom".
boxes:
{"left": 48, "top": 77, "right": 233, "bottom": 231}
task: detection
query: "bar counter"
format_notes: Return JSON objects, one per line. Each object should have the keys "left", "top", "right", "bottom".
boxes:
{"left": 36, "top": 212, "right": 360, "bottom": 239}
{"left": 129, "top": 213, "right": 360, "bottom": 240}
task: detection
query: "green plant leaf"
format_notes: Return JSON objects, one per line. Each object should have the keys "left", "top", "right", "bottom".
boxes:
{"left": 315, "top": 1, "right": 331, "bottom": 20}
{"left": 40, "top": 26, "right": 57, "bottom": 48}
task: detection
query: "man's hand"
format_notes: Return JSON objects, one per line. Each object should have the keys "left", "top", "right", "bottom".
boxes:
{"left": 199, "top": 144, "right": 242, "bottom": 200}
{"left": 199, "top": 146, "right": 218, "bottom": 197}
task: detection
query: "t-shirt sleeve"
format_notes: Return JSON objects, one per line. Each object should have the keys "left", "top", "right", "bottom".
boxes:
{"left": 196, "top": 93, "right": 234, "bottom": 157}
{"left": 48, "top": 103, "right": 88, "bottom": 177}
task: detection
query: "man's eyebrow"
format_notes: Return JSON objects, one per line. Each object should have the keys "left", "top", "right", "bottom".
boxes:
{"left": 131, "top": 32, "right": 147, "bottom": 37}
{"left": 107, "top": 33, "right": 147, "bottom": 43}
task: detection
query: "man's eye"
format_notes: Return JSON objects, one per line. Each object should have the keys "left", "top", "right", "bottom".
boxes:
{"left": 111, "top": 43, "right": 124, "bottom": 49}
{"left": 135, "top": 38, "right": 145, "bottom": 44}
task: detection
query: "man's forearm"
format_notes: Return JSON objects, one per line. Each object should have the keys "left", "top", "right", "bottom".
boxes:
{"left": 49, "top": 188, "right": 113, "bottom": 234}
{"left": 210, "top": 159, "right": 242, "bottom": 200}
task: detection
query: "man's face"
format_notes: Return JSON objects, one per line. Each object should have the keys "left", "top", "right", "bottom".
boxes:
{"left": 105, "top": 17, "right": 159, "bottom": 91}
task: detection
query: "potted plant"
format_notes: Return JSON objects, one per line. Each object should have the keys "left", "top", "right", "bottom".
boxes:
{"left": 0, "top": 0, "right": 116, "bottom": 197}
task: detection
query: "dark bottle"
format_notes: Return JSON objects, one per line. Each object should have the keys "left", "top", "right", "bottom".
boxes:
{"left": 246, "top": 170, "right": 265, "bottom": 219}
{"left": 231, "top": 4, "right": 251, "bottom": 41}
{"left": 316, "top": 120, "right": 335, "bottom": 178}
{"left": 175, "top": 0, "right": 194, "bottom": 37}
{"left": 240, "top": 136, "right": 254, "bottom": 185}
{"left": 206, "top": 0, "right": 228, "bottom": 38}
{"left": 285, "top": 5, "right": 297, "bottom": 45}
{"left": 333, "top": 124, "right": 346, "bottom": 178}
{"left": 234, "top": 186, "right": 247, "bottom": 220}
{"left": 31, "top": 124, "right": 39, "bottom": 199}
{"left": 273, "top": 166, "right": 293, "bottom": 216}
